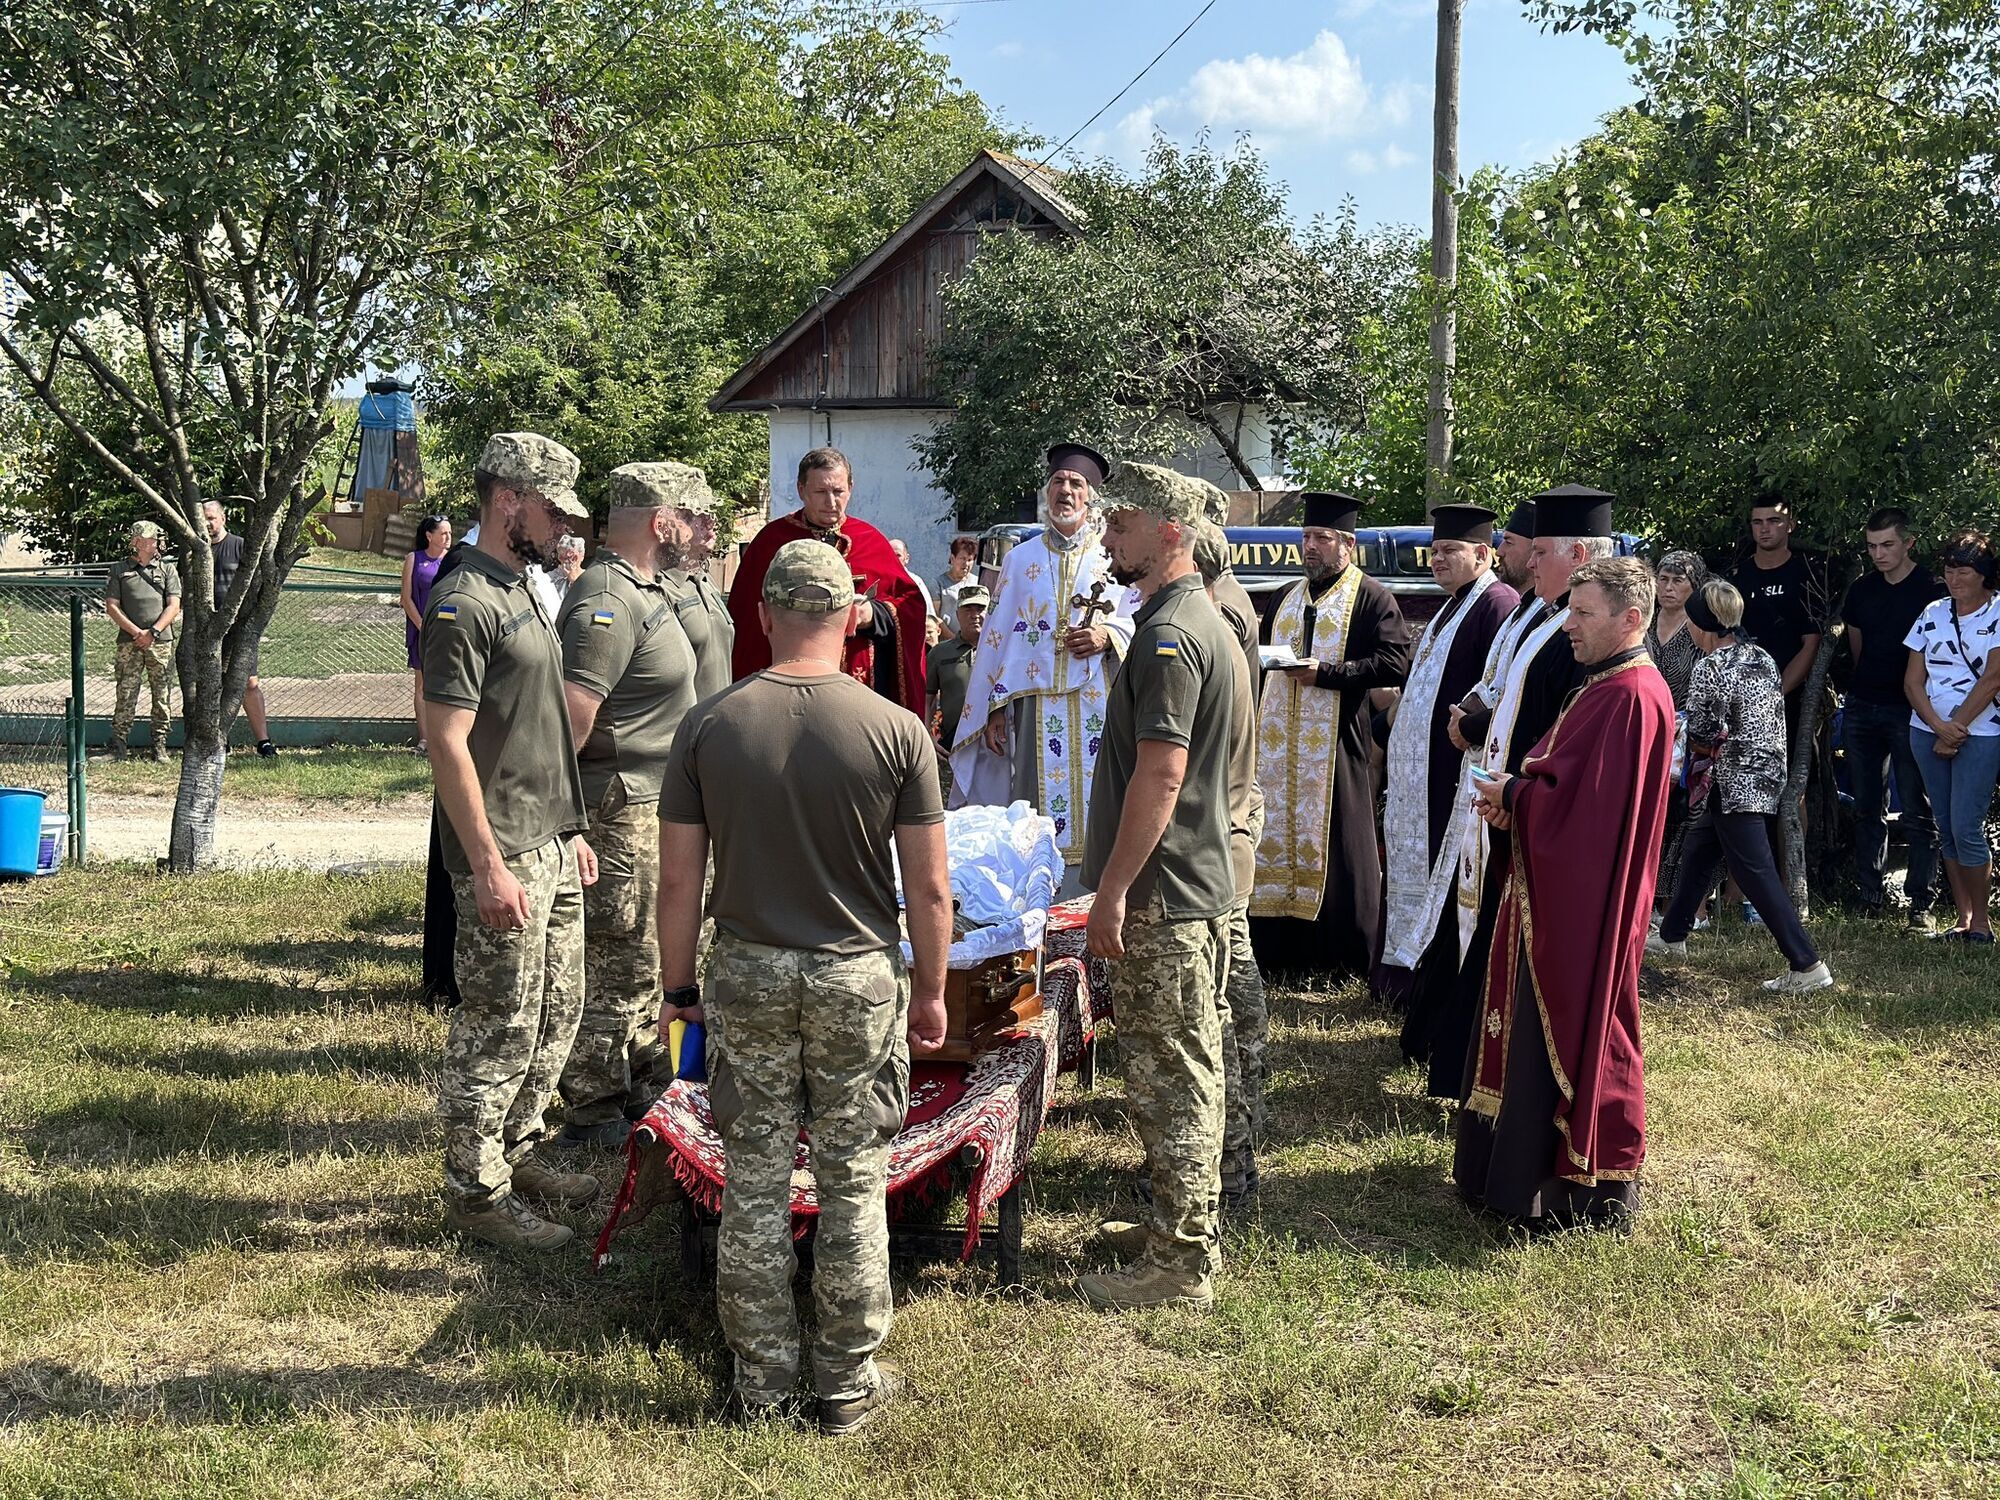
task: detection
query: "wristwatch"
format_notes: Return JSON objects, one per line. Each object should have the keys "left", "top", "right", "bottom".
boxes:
{"left": 663, "top": 984, "right": 701, "bottom": 1009}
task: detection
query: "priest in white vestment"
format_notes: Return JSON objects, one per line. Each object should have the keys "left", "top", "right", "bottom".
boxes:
{"left": 949, "top": 443, "right": 1137, "bottom": 882}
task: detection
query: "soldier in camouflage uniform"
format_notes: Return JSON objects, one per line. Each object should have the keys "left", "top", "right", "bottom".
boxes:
{"left": 656, "top": 540, "right": 952, "bottom": 1433}
{"left": 1079, "top": 464, "right": 1238, "bottom": 1311}
{"left": 663, "top": 481, "right": 736, "bottom": 699}
{"left": 425, "top": 432, "right": 601, "bottom": 1252}
{"left": 104, "top": 520, "right": 182, "bottom": 761}
{"left": 1193, "top": 511, "right": 1270, "bottom": 1208}
{"left": 549, "top": 462, "right": 708, "bottom": 1147}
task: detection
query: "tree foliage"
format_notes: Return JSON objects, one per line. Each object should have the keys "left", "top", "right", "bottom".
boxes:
{"left": 1305, "top": 0, "right": 2000, "bottom": 550}
{"left": 915, "top": 139, "right": 1402, "bottom": 525}
{"left": 420, "top": 3, "right": 1015, "bottom": 515}
{"left": 0, "top": 0, "right": 700, "bottom": 865}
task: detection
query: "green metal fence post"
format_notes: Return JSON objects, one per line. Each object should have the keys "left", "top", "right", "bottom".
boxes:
{"left": 69, "top": 592, "right": 86, "bottom": 863}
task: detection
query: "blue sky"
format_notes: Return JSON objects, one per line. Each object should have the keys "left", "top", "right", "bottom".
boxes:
{"left": 928, "top": 0, "right": 1642, "bottom": 231}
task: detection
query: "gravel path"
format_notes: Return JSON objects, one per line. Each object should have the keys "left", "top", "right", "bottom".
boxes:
{"left": 81, "top": 793, "right": 430, "bottom": 869}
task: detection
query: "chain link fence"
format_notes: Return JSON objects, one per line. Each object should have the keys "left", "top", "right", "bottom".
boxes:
{"left": 0, "top": 564, "right": 416, "bottom": 743}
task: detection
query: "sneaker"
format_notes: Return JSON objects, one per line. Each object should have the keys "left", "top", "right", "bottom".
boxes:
{"left": 544, "top": 1119, "right": 631, "bottom": 1150}
{"left": 1762, "top": 962, "right": 1834, "bottom": 994}
{"left": 510, "top": 1155, "right": 599, "bottom": 1205}
{"left": 1742, "top": 902, "right": 1765, "bottom": 928}
{"left": 1907, "top": 908, "right": 1932, "bottom": 932}
{"left": 818, "top": 1362, "right": 902, "bottom": 1437}
{"left": 1692, "top": 914, "right": 1712, "bottom": 932}
{"left": 444, "top": 1192, "right": 574, "bottom": 1251}
{"left": 1096, "top": 1220, "right": 1150, "bottom": 1259}
{"left": 256, "top": 739, "right": 277, "bottom": 758}
{"left": 1644, "top": 932, "right": 1687, "bottom": 958}
{"left": 1076, "top": 1261, "right": 1214, "bottom": 1312}
{"left": 149, "top": 742, "right": 171, "bottom": 764}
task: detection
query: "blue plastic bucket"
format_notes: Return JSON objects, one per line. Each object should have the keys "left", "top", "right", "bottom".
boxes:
{"left": 0, "top": 787, "right": 47, "bottom": 877}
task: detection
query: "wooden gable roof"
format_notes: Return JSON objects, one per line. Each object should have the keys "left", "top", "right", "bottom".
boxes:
{"left": 710, "top": 150, "right": 1082, "bottom": 413}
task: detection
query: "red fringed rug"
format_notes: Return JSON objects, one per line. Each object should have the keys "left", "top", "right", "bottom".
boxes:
{"left": 592, "top": 943, "right": 1110, "bottom": 1271}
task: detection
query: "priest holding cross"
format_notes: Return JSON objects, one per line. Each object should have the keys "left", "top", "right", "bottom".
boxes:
{"left": 949, "top": 444, "right": 1138, "bottom": 885}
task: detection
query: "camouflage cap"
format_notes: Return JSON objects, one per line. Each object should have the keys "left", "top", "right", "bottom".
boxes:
{"left": 129, "top": 519, "right": 164, "bottom": 540}
{"left": 1192, "top": 476, "right": 1231, "bottom": 527}
{"left": 608, "top": 460, "right": 717, "bottom": 516}
{"left": 476, "top": 431, "right": 586, "bottom": 518}
{"left": 1192, "top": 520, "right": 1230, "bottom": 584}
{"left": 1100, "top": 461, "right": 1205, "bottom": 525}
{"left": 956, "top": 585, "right": 992, "bottom": 609}
{"left": 763, "top": 539, "right": 856, "bottom": 614}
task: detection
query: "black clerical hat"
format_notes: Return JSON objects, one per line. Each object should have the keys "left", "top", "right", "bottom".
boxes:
{"left": 1532, "top": 484, "right": 1614, "bottom": 538}
{"left": 1301, "top": 491, "right": 1364, "bottom": 531}
{"left": 1046, "top": 443, "right": 1108, "bottom": 488}
{"left": 1503, "top": 501, "right": 1537, "bottom": 539}
{"left": 1430, "top": 504, "right": 1499, "bottom": 544}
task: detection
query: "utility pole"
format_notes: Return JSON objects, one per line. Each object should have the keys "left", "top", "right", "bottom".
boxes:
{"left": 1426, "top": 0, "right": 1466, "bottom": 515}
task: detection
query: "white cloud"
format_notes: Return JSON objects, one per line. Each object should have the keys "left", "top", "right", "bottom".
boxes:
{"left": 1177, "top": 31, "right": 1372, "bottom": 140}
{"left": 1088, "top": 31, "right": 1423, "bottom": 172}
{"left": 1382, "top": 143, "right": 1417, "bottom": 170}
{"left": 991, "top": 40, "right": 1025, "bottom": 60}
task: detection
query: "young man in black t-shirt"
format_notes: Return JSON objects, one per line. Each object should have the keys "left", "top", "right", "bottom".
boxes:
{"left": 199, "top": 500, "right": 277, "bottom": 757}
{"left": 1840, "top": 507, "right": 1942, "bottom": 918}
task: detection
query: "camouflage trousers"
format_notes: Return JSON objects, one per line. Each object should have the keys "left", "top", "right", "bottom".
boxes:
{"left": 1219, "top": 894, "right": 1268, "bottom": 1192}
{"left": 558, "top": 789, "right": 668, "bottom": 1127}
{"left": 706, "top": 933, "right": 909, "bottom": 1404}
{"left": 440, "top": 835, "right": 586, "bottom": 1209}
{"left": 110, "top": 635, "right": 172, "bottom": 746}
{"left": 1111, "top": 897, "right": 1227, "bottom": 1276}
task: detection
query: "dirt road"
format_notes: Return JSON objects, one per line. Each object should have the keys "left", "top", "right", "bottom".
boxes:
{"left": 82, "top": 793, "right": 430, "bottom": 869}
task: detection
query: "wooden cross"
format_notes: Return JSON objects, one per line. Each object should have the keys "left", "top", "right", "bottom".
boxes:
{"left": 1070, "top": 577, "right": 1115, "bottom": 629}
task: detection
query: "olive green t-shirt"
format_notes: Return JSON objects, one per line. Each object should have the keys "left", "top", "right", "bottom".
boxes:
{"left": 106, "top": 557, "right": 181, "bottom": 639}
{"left": 557, "top": 550, "right": 697, "bottom": 806}
{"left": 669, "top": 569, "right": 736, "bottom": 700}
{"left": 925, "top": 635, "right": 976, "bottom": 741}
{"left": 1082, "top": 574, "right": 1237, "bottom": 920}
{"left": 423, "top": 547, "right": 587, "bottom": 875}
{"left": 659, "top": 671, "right": 944, "bottom": 954}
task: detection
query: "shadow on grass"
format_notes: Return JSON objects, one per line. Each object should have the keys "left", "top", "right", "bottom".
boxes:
{"left": 20, "top": 1089, "right": 432, "bottom": 1171}
{"left": 68, "top": 1038, "right": 433, "bottom": 1085}
{"left": 20, "top": 941, "right": 422, "bottom": 1019}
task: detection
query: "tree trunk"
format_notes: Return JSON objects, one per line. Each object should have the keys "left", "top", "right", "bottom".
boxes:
{"left": 1425, "top": 0, "right": 1465, "bottom": 515}
{"left": 1780, "top": 632, "right": 1838, "bottom": 917}
{"left": 1199, "top": 407, "right": 1262, "bottom": 489}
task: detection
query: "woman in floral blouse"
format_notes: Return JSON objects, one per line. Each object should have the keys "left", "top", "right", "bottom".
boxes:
{"left": 1648, "top": 580, "right": 1832, "bottom": 993}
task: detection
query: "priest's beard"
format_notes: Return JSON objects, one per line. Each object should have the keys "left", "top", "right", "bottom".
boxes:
{"left": 1304, "top": 562, "right": 1336, "bottom": 587}
{"left": 507, "top": 518, "right": 551, "bottom": 570}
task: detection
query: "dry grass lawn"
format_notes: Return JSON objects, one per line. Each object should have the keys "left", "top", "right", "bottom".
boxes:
{"left": 1, "top": 867, "right": 1996, "bottom": 1498}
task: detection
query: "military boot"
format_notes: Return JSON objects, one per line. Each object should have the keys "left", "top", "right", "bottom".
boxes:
{"left": 1095, "top": 1220, "right": 1150, "bottom": 1260}
{"left": 510, "top": 1156, "right": 599, "bottom": 1205}
{"left": 818, "top": 1361, "right": 902, "bottom": 1437}
{"left": 444, "top": 1192, "right": 574, "bottom": 1251}
{"left": 108, "top": 738, "right": 128, "bottom": 763}
{"left": 1077, "top": 1261, "right": 1214, "bottom": 1312}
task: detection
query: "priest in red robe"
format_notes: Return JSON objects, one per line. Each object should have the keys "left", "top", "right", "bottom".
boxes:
{"left": 1458, "top": 554, "right": 1674, "bottom": 1229}
{"left": 727, "top": 446, "right": 928, "bottom": 710}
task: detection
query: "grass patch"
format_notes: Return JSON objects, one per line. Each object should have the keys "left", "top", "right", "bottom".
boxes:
{"left": 0, "top": 746, "right": 431, "bottom": 805}
{"left": 299, "top": 548, "right": 408, "bottom": 577}
{"left": 1, "top": 871, "right": 1997, "bottom": 1496}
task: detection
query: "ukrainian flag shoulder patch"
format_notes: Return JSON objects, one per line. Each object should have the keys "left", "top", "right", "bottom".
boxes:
{"left": 591, "top": 608, "right": 616, "bottom": 627}
{"left": 434, "top": 603, "right": 459, "bottom": 621}
{"left": 1154, "top": 637, "right": 1181, "bottom": 659}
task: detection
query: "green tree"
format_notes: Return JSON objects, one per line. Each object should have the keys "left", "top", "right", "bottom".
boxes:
{"left": 0, "top": 0, "right": 679, "bottom": 868}
{"left": 914, "top": 139, "right": 1403, "bottom": 525}
{"left": 421, "top": 4, "right": 1015, "bottom": 509}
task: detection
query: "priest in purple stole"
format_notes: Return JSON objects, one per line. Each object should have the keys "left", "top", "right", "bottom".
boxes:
{"left": 1459, "top": 554, "right": 1673, "bottom": 1228}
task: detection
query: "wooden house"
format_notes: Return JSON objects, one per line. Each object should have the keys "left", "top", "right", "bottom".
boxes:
{"left": 711, "top": 150, "right": 1273, "bottom": 583}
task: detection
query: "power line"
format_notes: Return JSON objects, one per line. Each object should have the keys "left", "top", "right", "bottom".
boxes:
{"left": 1046, "top": 0, "right": 1220, "bottom": 165}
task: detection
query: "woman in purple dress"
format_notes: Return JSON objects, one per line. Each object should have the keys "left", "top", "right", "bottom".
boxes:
{"left": 400, "top": 514, "right": 452, "bottom": 753}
